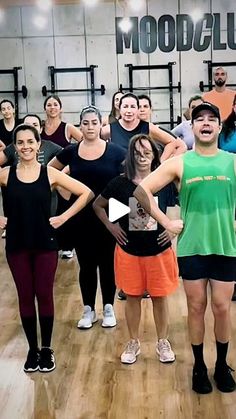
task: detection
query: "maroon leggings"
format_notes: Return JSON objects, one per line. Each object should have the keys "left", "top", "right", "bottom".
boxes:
{"left": 6, "top": 250, "right": 58, "bottom": 317}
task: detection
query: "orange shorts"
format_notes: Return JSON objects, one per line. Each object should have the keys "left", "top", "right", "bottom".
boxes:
{"left": 114, "top": 245, "right": 179, "bottom": 297}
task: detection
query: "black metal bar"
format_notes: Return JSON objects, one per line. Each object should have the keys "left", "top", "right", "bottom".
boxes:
{"left": 48, "top": 88, "right": 103, "bottom": 93}
{"left": 128, "top": 65, "right": 133, "bottom": 92}
{"left": 125, "top": 63, "right": 176, "bottom": 71}
{"left": 153, "top": 121, "right": 180, "bottom": 125}
{"left": 207, "top": 62, "right": 213, "bottom": 90}
{"left": 90, "top": 65, "right": 95, "bottom": 105}
{"left": 13, "top": 67, "right": 19, "bottom": 120}
{"left": 0, "top": 67, "right": 22, "bottom": 75}
{"left": 168, "top": 63, "right": 174, "bottom": 129}
{"left": 120, "top": 85, "right": 180, "bottom": 92}
{"left": 51, "top": 65, "right": 98, "bottom": 73}
{"left": 49, "top": 66, "right": 55, "bottom": 93}
{"left": 203, "top": 60, "right": 236, "bottom": 68}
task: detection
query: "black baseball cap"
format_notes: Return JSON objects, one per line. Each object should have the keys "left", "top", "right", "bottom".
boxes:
{"left": 191, "top": 102, "right": 221, "bottom": 124}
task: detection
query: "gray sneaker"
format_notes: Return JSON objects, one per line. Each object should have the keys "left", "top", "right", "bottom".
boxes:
{"left": 102, "top": 304, "right": 117, "bottom": 327}
{"left": 121, "top": 339, "right": 141, "bottom": 364}
{"left": 77, "top": 305, "right": 97, "bottom": 329}
{"left": 156, "top": 339, "right": 175, "bottom": 363}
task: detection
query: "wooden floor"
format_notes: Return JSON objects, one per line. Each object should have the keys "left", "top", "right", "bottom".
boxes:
{"left": 1, "top": 238, "right": 236, "bottom": 419}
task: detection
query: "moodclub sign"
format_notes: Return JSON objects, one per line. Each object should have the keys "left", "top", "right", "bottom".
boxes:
{"left": 115, "top": 13, "right": 236, "bottom": 54}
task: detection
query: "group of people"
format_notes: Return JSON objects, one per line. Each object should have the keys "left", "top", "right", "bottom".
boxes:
{"left": 0, "top": 77, "right": 236, "bottom": 396}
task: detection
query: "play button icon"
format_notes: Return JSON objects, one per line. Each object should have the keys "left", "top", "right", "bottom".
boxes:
{"left": 108, "top": 198, "right": 130, "bottom": 222}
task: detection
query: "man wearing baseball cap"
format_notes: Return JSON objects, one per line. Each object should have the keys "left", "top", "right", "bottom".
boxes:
{"left": 134, "top": 102, "right": 236, "bottom": 394}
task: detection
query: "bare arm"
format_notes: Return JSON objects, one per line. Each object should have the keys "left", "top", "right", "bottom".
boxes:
{"left": 160, "top": 138, "right": 187, "bottom": 162}
{"left": 93, "top": 195, "right": 127, "bottom": 245}
{"left": 0, "top": 150, "right": 8, "bottom": 166}
{"left": 48, "top": 158, "right": 72, "bottom": 199}
{"left": 100, "top": 124, "right": 111, "bottom": 140}
{"left": 149, "top": 123, "right": 187, "bottom": 160}
{"left": 0, "top": 167, "right": 10, "bottom": 228}
{"left": 47, "top": 166, "right": 94, "bottom": 228}
{"left": 102, "top": 115, "right": 109, "bottom": 127}
{"left": 66, "top": 123, "right": 83, "bottom": 142}
{"left": 0, "top": 140, "right": 6, "bottom": 152}
{"left": 134, "top": 157, "right": 184, "bottom": 234}
{"left": 47, "top": 156, "right": 65, "bottom": 170}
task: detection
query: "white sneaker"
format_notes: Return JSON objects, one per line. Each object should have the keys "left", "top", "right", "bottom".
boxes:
{"left": 102, "top": 304, "right": 117, "bottom": 328}
{"left": 77, "top": 305, "right": 97, "bottom": 329}
{"left": 121, "top": 339, "right": 141, "bottom": 364}
{"left": 60, "top": 250, "right": 74, "bottom": 259}
{"left": 156, "top": 339, "right": 175, "bottom": 363}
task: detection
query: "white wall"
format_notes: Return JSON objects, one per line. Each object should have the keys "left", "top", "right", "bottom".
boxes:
{"left": 0, "top": 0, "right": 235, "bottom": 127}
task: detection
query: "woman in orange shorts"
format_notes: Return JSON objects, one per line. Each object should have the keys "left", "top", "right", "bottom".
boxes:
{"left": 93, "top": 133, "right": 179, "bottom": 364}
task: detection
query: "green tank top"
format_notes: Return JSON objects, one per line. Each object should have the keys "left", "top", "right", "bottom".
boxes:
{"left": 177, "top": 150, "right": 236, "bottom": 257}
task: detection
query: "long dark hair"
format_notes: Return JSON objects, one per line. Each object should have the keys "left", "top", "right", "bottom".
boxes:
{"left": 124, "top": 134, "right": 160, "bottom": 180}
{"left": 221, "top": 94, "right": 236, "bottom": 140}
{"left": 109, "top": 90, "right": 124, "bottom": 119}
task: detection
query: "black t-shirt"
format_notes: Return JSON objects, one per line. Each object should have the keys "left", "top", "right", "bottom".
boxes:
{"left": 101, "top": 175, "right": 175, "bottom": 256}
{"left": 56, "top": 142, "right": 126, "bottom": 231}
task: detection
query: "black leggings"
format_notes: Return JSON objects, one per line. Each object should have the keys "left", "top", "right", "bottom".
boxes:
{"left": 75, "top": 233, "right": 116, "bottom": 310}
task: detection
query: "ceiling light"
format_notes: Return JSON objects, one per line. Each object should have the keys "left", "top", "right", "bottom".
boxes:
{"left": 82, "top": 0, "right": 99, "bottom": 7}
{"left": 118, "top": 17, "right": 133, "bottom": 33}
{"left": 33, "top": 15, "right": 47, "bottom": 29}
{"left": 129, "top": 0, "right": 144, "bottom": 11}
{"left": 36, "top": 0, "right": 53, "bottom": 12}
{"left": 190, "top": 8, "right": 204, "bottom": 23}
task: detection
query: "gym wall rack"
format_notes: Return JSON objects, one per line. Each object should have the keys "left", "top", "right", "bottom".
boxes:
{"left": 42, "top": 65, "right": 105, "bottom": 105}
{"left": 0, "top": 67, "right": 27, "bottom": 120}
{"left": 119, "top": 62, "right": 181, "bottom": 129}
{"left": 199, "top": 60, "right": 236, "bottom": 92}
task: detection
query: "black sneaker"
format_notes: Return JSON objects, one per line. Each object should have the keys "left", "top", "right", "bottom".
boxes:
{"left": 117, "top": 289, "right": 127, "bottom": 300}
{"left": 39, "top": 347, "right": 56, "bottom": 373}
{"left": 214, "top": 364, "right": 236, "bottom": 392}
{"left": 24, "top": 349, "right": 40, "bottom": 373}
{"left": 192, "top": 367, "right": 213, "bottom": 394}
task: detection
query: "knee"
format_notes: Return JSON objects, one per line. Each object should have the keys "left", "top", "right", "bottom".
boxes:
{"left": 212, "top": 301, "right": 230, "bottom": 317}
{"left": 188, "top": 300, "right": 207, "bottom": 316}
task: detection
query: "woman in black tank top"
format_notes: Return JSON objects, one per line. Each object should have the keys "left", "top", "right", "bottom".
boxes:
{"left": 0, "top": 99, "right": 17, "bottom": 149}
{"left": 102, "top": 90, "right": 124, "bottom": 126}
{"left": 42, "top": 95, "right": 83, "bottom": 257}
{"left": 0, "top": 123, "right": 93, "bottom": 374}
{"left": 41, "top": 95, "right": 82, "bottom": 148}
{"left": 101, "top": 92, "right": 187, "bottom": 159}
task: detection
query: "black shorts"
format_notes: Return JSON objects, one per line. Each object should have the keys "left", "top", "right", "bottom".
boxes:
{"left": 178, "top": 255, "right": 236, "bottom": 282}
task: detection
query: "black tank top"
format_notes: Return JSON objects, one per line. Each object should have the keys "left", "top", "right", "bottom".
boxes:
{"left": 0, "top": 119, "right": 16, "bottom": 146}
{"left": 4, "top": 165, "right": 58, "bottom": 252}
{"left": 41, "top": 121, "right": 70, "bottom": 148}
{"left": 110, "top": 120, "right": 149, "bottom": 151}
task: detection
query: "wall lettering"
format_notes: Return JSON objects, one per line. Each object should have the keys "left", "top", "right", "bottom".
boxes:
{"left": 115, "top": 13, "right": 236, "bottom": 54}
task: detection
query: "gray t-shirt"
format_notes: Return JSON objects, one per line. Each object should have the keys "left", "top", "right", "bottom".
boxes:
{"left": 3, "top": 140, "right": 62, "bottom": 166}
